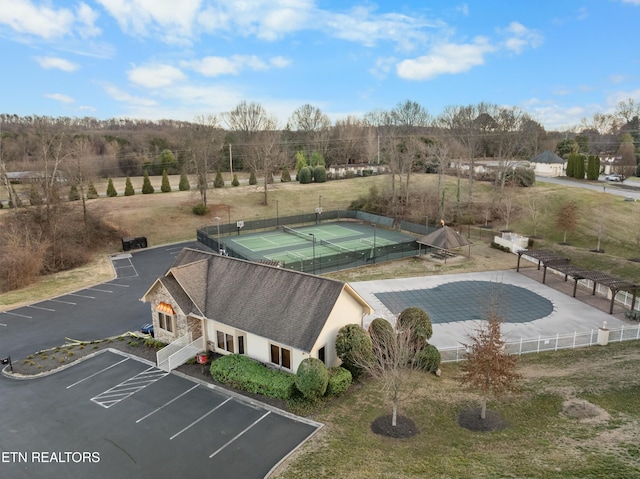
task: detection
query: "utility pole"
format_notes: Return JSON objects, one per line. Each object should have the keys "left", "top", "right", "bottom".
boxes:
{"left": 229, "top": 144, "right": 233, "bottom": 182}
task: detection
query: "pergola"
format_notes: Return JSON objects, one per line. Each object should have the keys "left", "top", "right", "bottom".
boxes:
{"left": 517, "top": 249, "right": 638, "bottom": 314}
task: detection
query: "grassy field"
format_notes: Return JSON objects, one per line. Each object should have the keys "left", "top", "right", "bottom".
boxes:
{"left": 272, "top": 341, "right": 640, "bottom": 479}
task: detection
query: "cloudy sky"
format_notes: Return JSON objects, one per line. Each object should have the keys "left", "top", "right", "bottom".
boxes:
{"left": 1, "top": 0, "right": 639, "bottom": 130}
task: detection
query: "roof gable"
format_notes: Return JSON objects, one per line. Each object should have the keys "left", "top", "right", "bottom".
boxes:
{"left": 530, "top": 150, "right": 565, "bottom": 164}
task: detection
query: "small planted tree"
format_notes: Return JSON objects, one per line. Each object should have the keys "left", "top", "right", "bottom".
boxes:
{"left": 160, "top": 169, "right": 171, "bottom": 192}
{"left": 281, "top": 167, "right": 291, "bottom": 182}
{"left": 313, "top": 165, "right": 327, "bottom": 183}
{"left": 124, "top": 177, "right": 135, "bottom": 196}
{"left": 178, "top": 172, "right": 190, "bottom": 191}
{"left": 555, "top": 200, "right": 579, "bottom": 244}
{"left": 142, "top": 172, "right": 154, "bottom": 194}
{"left": 86, "top": 181, "right": 99, "bottom": 199}
{"left": 298, "top": 166, "right": 313, "bottom": 184}
{"left": 68, "top": 185, "right": 80, "bottom": 201}
{"left": 231, "top": 174, "right": 239, "bottom": 187}
{"left": 214, "top": 169, "right": 224, "bottom": 188}
{"left": 295, "top": 357, "right": 329, "bottom": 400}
{"left": 396, "top": 307, "right": 433, "bottom": 352}
{"left": 249, "top": 170, "right": 257, "bottom": 186}
{"left": 460, "top": 311, "right": 521, "bottom": 423}
{"left": 106, "top": 178, "right": 117, "bottom": 197}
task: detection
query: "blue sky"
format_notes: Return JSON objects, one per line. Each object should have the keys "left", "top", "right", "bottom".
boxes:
{"left": 1, "top": 0, "right": 639, "bottom": 130}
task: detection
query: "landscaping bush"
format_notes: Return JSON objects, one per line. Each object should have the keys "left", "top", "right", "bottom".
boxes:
{"left": 160, "top": 169, "right": 171, "bottom": 192}
{"left": 86, "top": 181, "right": 99, "bottom": 199}
{"left": 249, "top": 170, "right": 257, "bottom": 185}
{"left": 231, "top": 174, "right": 239, "bottom": 186}
{"left": 295, "top": 358, "right": 329, "bottom": 400}
{"left": 298, "top": 166, "right": 313, "bottom": 184}
{"left": 368, "top": 317, "right": 394, "bottom": 348}
{"left": 192, "top": 203, "right": 209, "bottom": 215}
{"left": 124, "top": 177, "right": 135, "bottom": 196}
{"left": 214, "top": 169, "right": 224, "bottom": 188}
{"left": 210, "top": 354, "right": 296, "bottom": 400}
{"left": 106, "top": 178, "right": 117, "bottom": 197}
{"left": 417, "top": 344, "right": 441, "bottom": 372}
{"left": 325, "top": 366, "right": 352, "bottom": 397}
{"left": 68, "top": 185, "right": 80, "bottom": 201}
{"left": 178, "top": 173, "right": 190, "bottom": 191}
{"left": 313, "top": 165, "right": 327, "bottom": 183}
{"left": 142, "top": 172, "right": 154, "bottom": 194}
{"left": 335, "top": 324, "right": 373, "bottom": 380}
{"left": 281, "top": 167, "right": 291, "bottom": 182}
{"left": 397, "top": 307, "right": 433, "bottom": 348}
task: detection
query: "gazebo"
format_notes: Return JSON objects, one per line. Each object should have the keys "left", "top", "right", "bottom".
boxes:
{"left": 417, "top": 225, "right": 473, "bottom": 263}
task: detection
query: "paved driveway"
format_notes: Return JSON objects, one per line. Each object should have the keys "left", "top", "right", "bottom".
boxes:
{"left": 1, "top": 350, "right": 320, "bottom": 479}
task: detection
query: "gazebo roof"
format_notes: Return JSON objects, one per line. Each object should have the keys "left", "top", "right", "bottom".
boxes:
{"left": 417, "top": 226, "right": 472, "bottom": 250}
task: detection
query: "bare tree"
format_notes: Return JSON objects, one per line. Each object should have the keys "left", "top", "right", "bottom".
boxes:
{"left": 185, "top": 115, "right": 220, "bottom": 207}
{"left": 525, "top": 193, "right": 546, "bottom": 237}
{"left": 460, "top": 310, "right": 521, "bottom": 420}
{"left": 555, "top": 200, "right": 579, "bottom": 244}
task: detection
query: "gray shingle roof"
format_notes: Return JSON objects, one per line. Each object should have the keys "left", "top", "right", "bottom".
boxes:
{"left": 163, "top": 248, "right": 356, "bottom": 353}
{"left": 417, "top": 226, "right": 472, "bottom": 250}
{"left": 530, "top": 150, "right": 565, "bottom": 164}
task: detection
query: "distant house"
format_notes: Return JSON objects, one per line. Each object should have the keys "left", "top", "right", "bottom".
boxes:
{"left": 529, "top": 151, "right": 566, "bottom": 177}
{"left": 141, "top": 248, "right": 373, "bottom": 373}
{"left": 5, "top": 171, "right": 67, "bottom": 184}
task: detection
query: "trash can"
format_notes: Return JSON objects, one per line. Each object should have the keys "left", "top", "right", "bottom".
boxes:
{"left": 597, "top": 322, "right": 610, "bottom": 346}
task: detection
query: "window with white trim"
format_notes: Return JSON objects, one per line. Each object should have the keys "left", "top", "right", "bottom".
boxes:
{"left": 216, "top": 330, "right": 234, "bottom": 353}
{"left": 157, "top": 312, "right": 174, "bottom": 333}
{"left": 270, "top": 344, "right": 291, "bottom": 369}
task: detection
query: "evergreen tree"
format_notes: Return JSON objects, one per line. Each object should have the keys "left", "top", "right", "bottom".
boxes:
{"left": 178, "top": 173, "right": 190, "bottom": 191}
{"left": 565, "top": 153, "right": 576, "bottom": 178}
{"left": 68, "top": 185, "right": 80, "bottom": 201}
{"left": 124, "top": 177, "right": 135, "bottom": 196}
{"left": 313, "top": 166, "right": 327, "bottom": 183}
{"left": 586, "top": 155, "right": 600, "bottom": 180}
{"left": 249, "top": 170, "right": 257, "bottom": 185}
{"left": 106, "top": 178, "right": 118, "bottom": 197}
{"left": 298, "top": 166, "right": 313, "bottom": 184}
{"left": 281, "top": 167, "right": 291, "bottom": 182}
{"left": 161, "top": 169, "right": 171, "bottom": 192}
{"left": 231, "top": 174, "right": 240, "bottom": 186}
{"left": 29, "top": 184, "right": 42, "bottom": 206}
{"left": 573, "top": 154, "right": 585, "bottom": 179}
{"left": 142, "top": 171, "right": 155, "bottom": 194}
{"left": 214, "top": 169, "right": 225, "bottom": 188}
{"left": 86, "top": 181, "right": 99, "bottom": 199}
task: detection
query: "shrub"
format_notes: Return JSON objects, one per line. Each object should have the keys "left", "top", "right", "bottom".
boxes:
{"left": 124, "top": 177, "right": 135, "bottom": 196}
{"left": 214, "top": 169, "right": 224, "bottom": 188}
{"left": 142, "top": 172, "right": 154, "bottom": 194}
{"left": 325, "top": 366, "right": 352, "bottom": 396}
{"left": 298, "top": 166, "right": 313, "bottom": 184}
{"left": 210, "top": 354, "right": 296, "bottom": 400}
{"left": 266, "top": 171, "right": 274, "bottom": 184}
{"left": 295, "top": 358, "right": 329, "bottom": 400}
{"left": 160, "top": 169, "right": 171, "bottom": 192}
{"left": 231, "top": 174, "right": 239, "bottom": 187}
{"left": 144, "top": 338, "right": 165, "bottom": 349}
{"left": 313, "top": 165, "right": 327, "bottom": 183}
{"left": 106, "top": 178, "right": 117, "bottom": 197}
{"left": 335, "top": 324, "right": 373, "bottom": 380}
{"left": 397, "top": 307, "right": 433, "bottom": 349}
{"left": 281, "top": 167, "right": 291, "bottom": 182}
{"left": 368, "top": 317, "right": 394, "bottom": 348}
{"left": 249, "top": 170, "right": 257, "bottom": 185}
{"left": 178, "top": 173, "right": 190, "bottom": 191}
{"left": 192, "top": 203, "right": 209, "bottom": 215}
{"left": 86, "top": 181, "right": 99, "bottom": 199}
{"left": 68, "top": 185, "right": 80, "bottom": 201}
{"left": 417, "top": 344, "right": 441, "bottom": 372}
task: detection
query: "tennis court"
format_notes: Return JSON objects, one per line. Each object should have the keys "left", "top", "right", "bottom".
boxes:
{"left": 217, "top": 221, "right": 418, "bottom": 274}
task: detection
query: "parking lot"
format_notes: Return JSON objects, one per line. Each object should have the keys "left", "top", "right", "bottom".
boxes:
{"left": 1, "top": 350, "right": 320, "bottom": 479}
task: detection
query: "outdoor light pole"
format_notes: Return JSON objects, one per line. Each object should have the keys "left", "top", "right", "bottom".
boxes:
{"left": 318, "top": 195, "right": 322, "bottom": 209}
{"left": 309, "top": 233, "right": 316, "bottom": 275}
{"left": 276, "top": 199, "right": 279, "bottom": 227}
{"left": 425, "top": 216, "right": 429, "bottom": 234}
{"left": 372, "top": 223, "right": 376, "bottom": 265}
{"left": 215, "top": 216, "right": 221, "bottom": 253}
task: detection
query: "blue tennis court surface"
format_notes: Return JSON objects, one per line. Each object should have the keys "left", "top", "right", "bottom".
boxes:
{"left": 375, "top": 280, "right": 554, "bottom": 324}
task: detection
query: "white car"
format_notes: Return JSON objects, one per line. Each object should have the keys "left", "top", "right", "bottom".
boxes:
{"left": 605, "top": 174, "right": 622, "bottom": 182}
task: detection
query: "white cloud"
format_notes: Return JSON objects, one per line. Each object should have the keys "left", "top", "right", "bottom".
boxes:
{"left": 609, "top": 74, "right": 628, "bottom": 84}
{"left": 396, "top": 37, "right": 494, "bottom": 80}
{"left": 35, "top": 56, "right": 79, "bottom": 72}
{"left": 128, "top": 64, "right": 187, "bottom": 88}
{"left": 605, "top": 88, "right": 640, "bottom": 108}
{"left": 103, "top": 84, "right": 157, "bottom": 107}
{"left": 621, "top": 0, "right": 640, "bottom": 5}
{"left": 185, "top": 55, "right": 290, "bottom": 77}
{"left": 0, "top": 0, "right": 75, "bottom": 39}
{"left": 97, "top": 0, "right": 202, "bottom": 43}
{"left": 456, "top": 4, "right": 470, "bottom": 16}
{"left": 76, "top": 2, "right": 101, "bottom": 38}
{"left": 500, "top": 22, "right": 543, "bottom": 54}
{"left": 369, "top": 56, "right": 396, "bottom": 79}
{"left": 45, "top": 93, "right": 75, "bottom": 104}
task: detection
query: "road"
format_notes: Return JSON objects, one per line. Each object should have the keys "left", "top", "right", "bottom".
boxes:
{"left": 537, "top": 174, "right": 640, "bottom": 201}
{"left": 0, "top": 241, "right": 203, "bottom": 361}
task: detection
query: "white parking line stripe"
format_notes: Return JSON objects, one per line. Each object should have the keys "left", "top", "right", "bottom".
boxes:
{"left": 1, "top": 311, "right": 32, "bottom": 319}
{"left": 67, "top": 358, "right": 129, "bottom": 388}
{"left": 208, "top": 411, "right": 271, "bottom": 459}
{"left": 27, "top": 305, "right": 55, "bottom": 312}
{"left": 87, "top": 288, "right": 113, "bottom": 293}
{"left": 0, "top": 323, "right": 6, "bottom": 327}
{"left": 68, "top": 293, "right": 96, "bottom": 299}
{"left": 49, "top": 299, "right": 77, "bottom": 305}
{"left": 170, "top": 398, "right": 232, "bottom": 441}
{"left": 107, "top": 283, "right": 130, "bottom": 288}
{"left": 90, "top": 366, "right": 169, "bottom": 408}
{"left": 136, "top": 384, "right": 199, "bottom": 423}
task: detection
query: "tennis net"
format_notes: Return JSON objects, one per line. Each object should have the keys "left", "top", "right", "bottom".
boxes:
{"left": 282, "top": 226, "right": 313, "bottom": 242}
{"left": 320, "top": 238, "right": 359, "bottom": 255}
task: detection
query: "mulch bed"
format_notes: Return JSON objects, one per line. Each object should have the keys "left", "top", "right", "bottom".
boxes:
{"left": 3, "top": 335, "right": 287, "bottom": 411}
{"left": 457, "top": 407, "right": 508, "bottom": 432}
{"left": 371, "top": 415, "right": 419, "bottom": 438}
